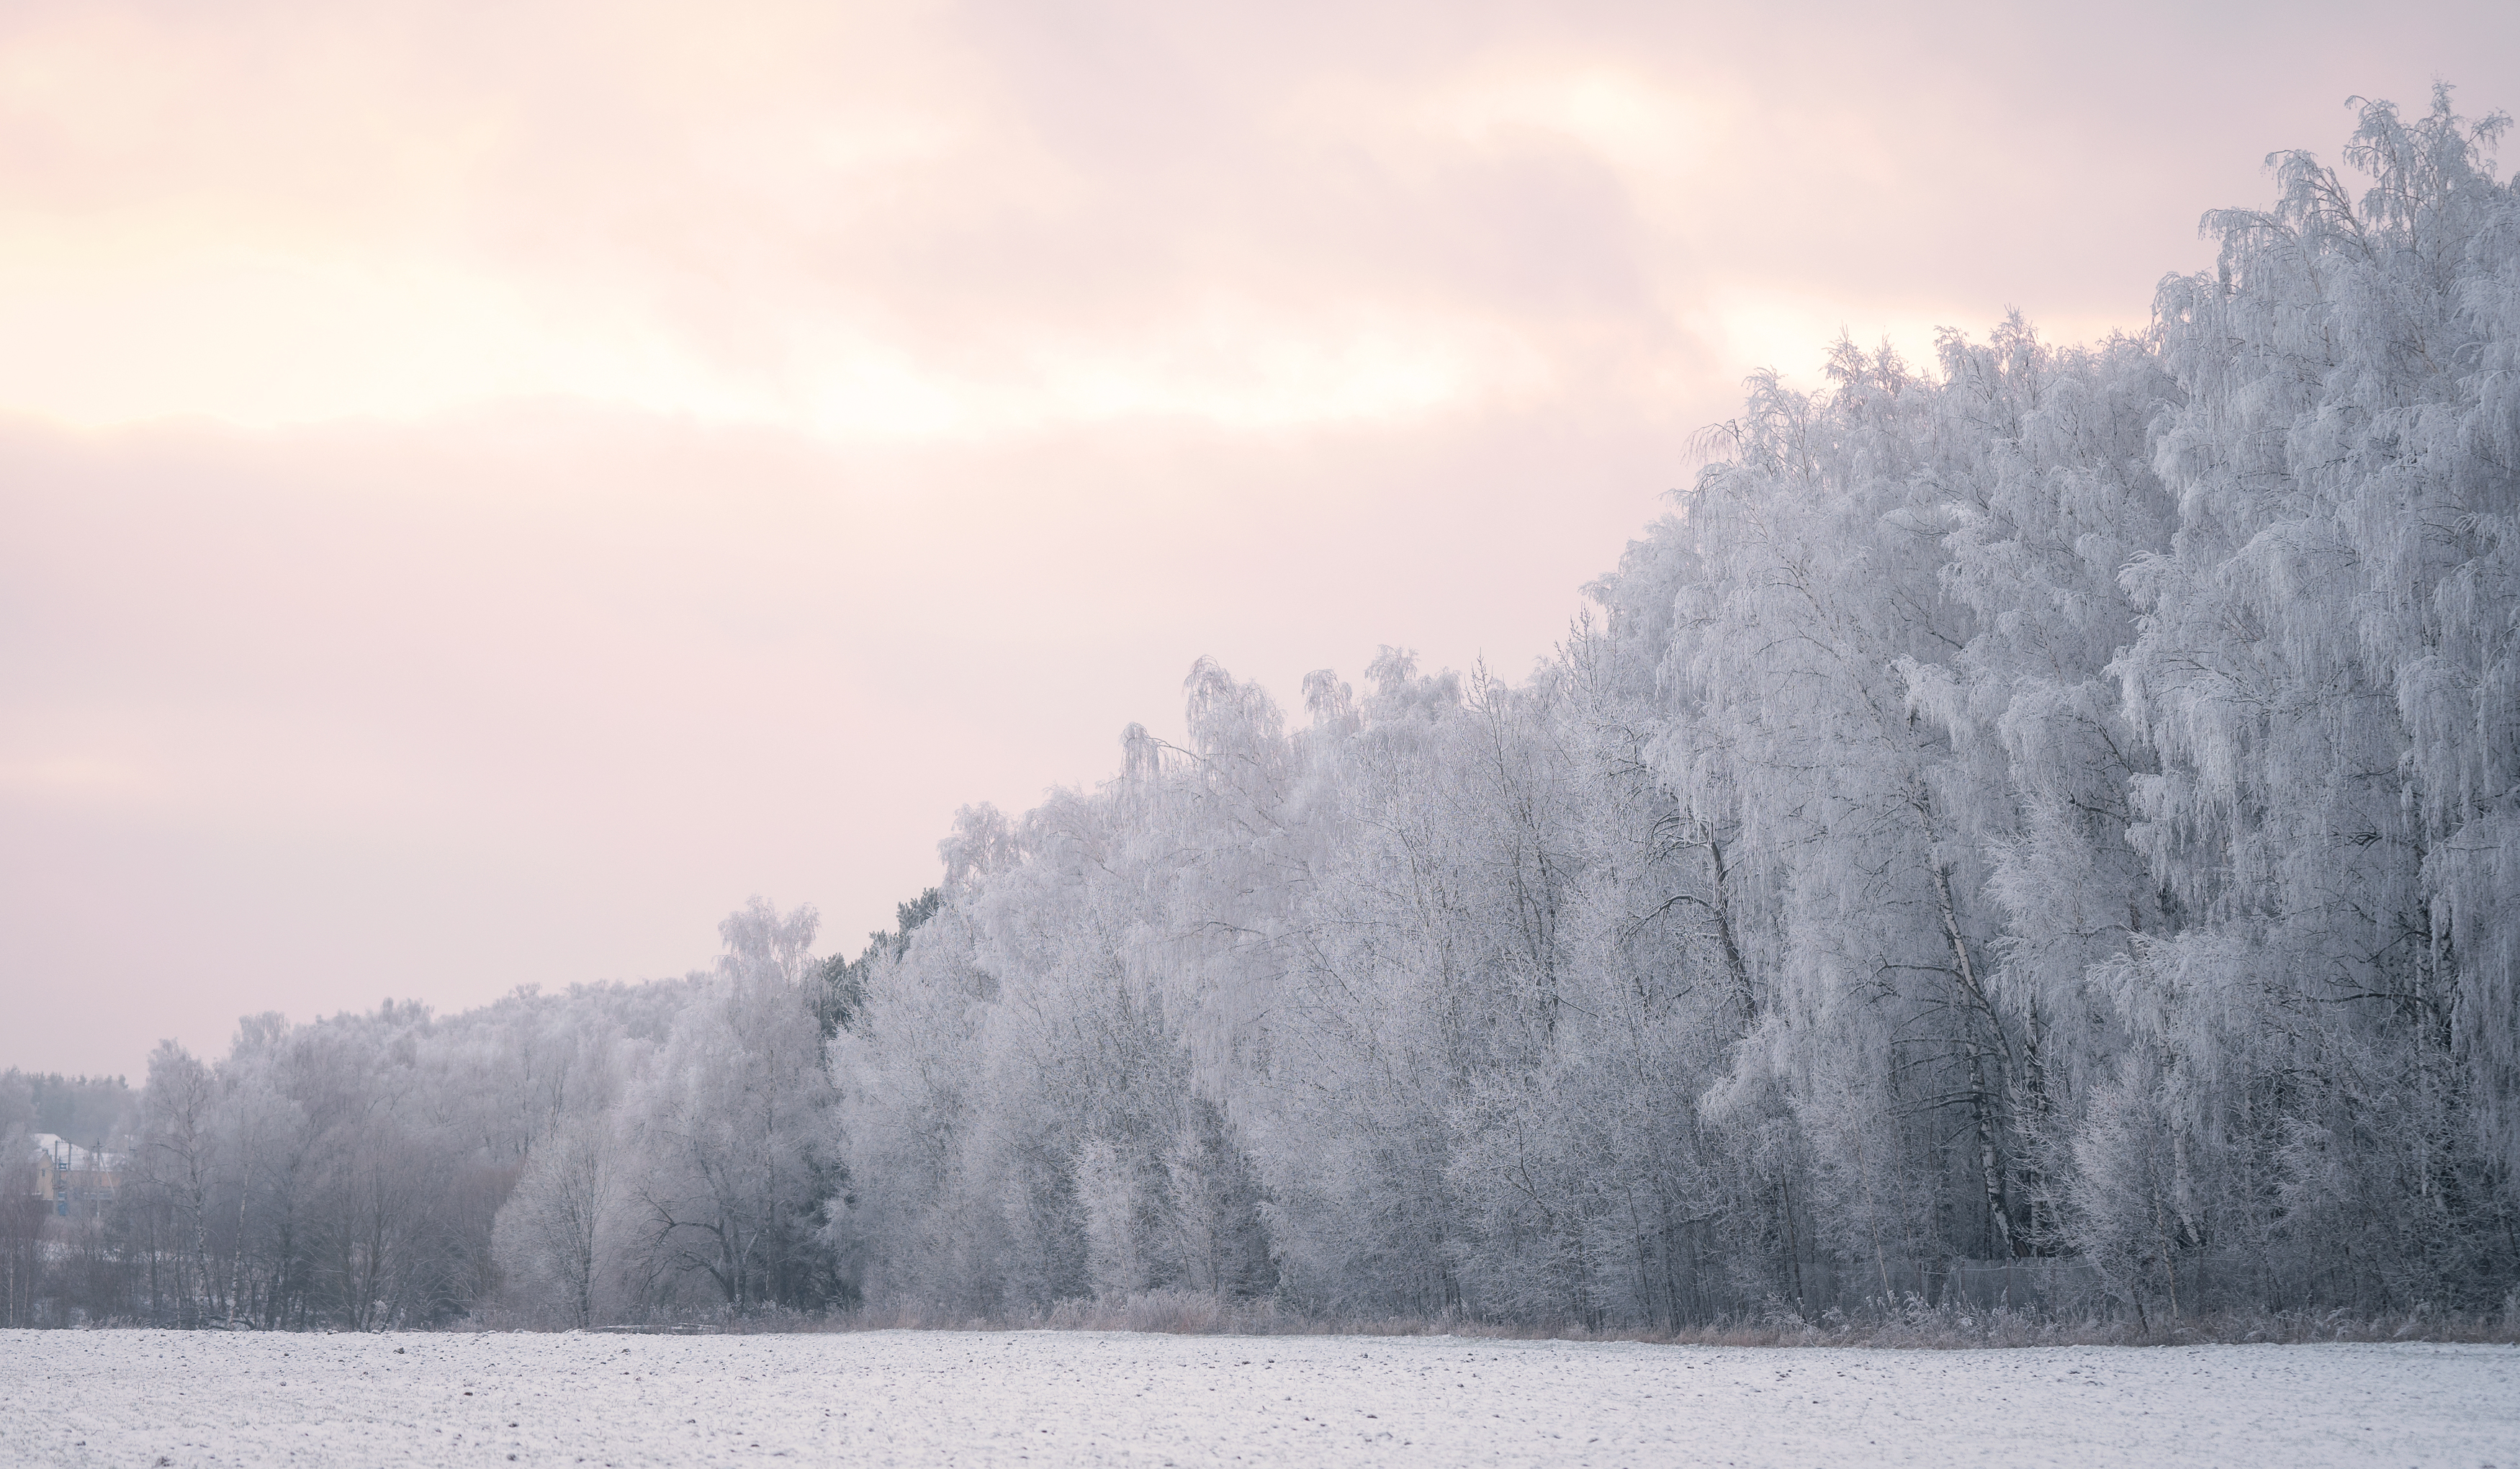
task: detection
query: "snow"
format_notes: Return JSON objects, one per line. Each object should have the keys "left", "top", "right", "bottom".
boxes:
{"left": 4, "top": 1329, "right": 2513, "bottom": 1468}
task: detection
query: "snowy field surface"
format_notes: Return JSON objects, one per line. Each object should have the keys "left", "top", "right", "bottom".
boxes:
{"left": 3, "top": 1329, "right": 2514, "bottom": 1468}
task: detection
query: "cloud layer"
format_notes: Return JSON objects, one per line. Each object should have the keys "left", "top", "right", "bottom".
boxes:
{"left": 4, "top": 0, "right": 2513, "bottom": 1073}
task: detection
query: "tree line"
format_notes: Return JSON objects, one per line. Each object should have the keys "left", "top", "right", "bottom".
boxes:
{"left": 5, "top": 89, "right": 2516, "bottom": 1330}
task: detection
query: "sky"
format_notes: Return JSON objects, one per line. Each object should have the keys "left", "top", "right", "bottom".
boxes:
{"left": 4, "top": 0, "right": 2515, "bottom": 1079}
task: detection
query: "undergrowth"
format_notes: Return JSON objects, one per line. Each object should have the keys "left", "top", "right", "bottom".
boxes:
{"left": 566, "top": 1287, "right": 2520, "bottom": 1348}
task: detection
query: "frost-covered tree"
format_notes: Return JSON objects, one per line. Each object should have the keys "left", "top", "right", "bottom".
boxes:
{"left": 492, "top": 1114, "right": 618, "bottom": 1328}
{"left": 2103, "top": 86, "right": 2520, "bottom": 1310}
{"left": 618, "top": 901, "right": 846, "bottom": 1312}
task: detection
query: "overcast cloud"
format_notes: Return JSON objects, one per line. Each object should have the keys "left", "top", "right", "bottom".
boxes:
{"left": 4, "top": 0, "right": 2513, "bottom": 1076}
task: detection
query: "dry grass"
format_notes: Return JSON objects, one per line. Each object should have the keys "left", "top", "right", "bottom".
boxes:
{"left": 635, "top": 1289, "right": 2520, "bottom": 1349}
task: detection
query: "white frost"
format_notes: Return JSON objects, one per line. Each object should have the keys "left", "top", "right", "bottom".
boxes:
{"left": 4, "top": 1330, "right": 2514, "bottom": 1468}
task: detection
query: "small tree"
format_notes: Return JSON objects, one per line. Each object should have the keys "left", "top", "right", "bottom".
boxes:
{"left": 493, "top": 1116, "right": 618, "bottom": 1328}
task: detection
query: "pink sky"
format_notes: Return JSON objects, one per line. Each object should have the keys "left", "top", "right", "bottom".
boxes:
{"left": 5, "top": 0, "right": 2514, "bottom": 1078}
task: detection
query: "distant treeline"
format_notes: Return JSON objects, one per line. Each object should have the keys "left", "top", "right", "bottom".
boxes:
{"left": 0, "top": 1073, "right": 129, "bottom": 1147}
{"left": 5, "top": 89, "right": 2516, "bottom": 1332}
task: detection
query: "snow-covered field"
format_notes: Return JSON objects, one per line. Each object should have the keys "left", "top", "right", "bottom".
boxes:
{"left": 4, "top": 1329, "right": 2513, "bottom": 1468}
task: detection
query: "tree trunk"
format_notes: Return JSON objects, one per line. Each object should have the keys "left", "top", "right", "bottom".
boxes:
{"left": 1931, "top": 862, "right": 2014, "bottom": 1257}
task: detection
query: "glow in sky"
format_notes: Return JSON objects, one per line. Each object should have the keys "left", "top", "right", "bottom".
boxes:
{"left": 4, "top": 0, "right": 2512, "bottom": 1076}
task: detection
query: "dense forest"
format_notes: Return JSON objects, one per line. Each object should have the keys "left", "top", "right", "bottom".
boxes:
{"left": 6, "top": 90, "right": 2516, "bottom": 1331}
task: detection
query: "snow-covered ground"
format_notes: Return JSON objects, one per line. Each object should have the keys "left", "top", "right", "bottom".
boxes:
{"left": 4, "top": 1329, "right": 2513, "bottom": 1467}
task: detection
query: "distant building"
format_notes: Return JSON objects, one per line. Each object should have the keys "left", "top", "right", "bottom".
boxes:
{"left": 26, "top": 1135, "right": 121, "bottom": 1219}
